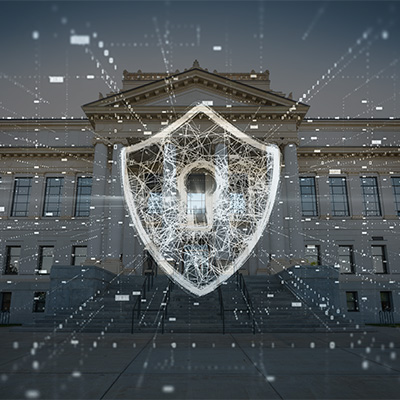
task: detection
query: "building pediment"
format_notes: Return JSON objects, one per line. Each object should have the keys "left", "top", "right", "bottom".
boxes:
{"left": 83, "top": 68, "right": 308, "bottom": 109}
{"left": 82, "top": 66, "right": 309, "bottom": 131}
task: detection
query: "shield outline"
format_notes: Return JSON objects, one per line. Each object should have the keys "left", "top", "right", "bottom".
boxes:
{"left": 121, "top": 104, "right": 280, "bottom": 296}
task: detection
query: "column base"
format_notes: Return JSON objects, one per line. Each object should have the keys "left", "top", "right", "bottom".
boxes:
{"left": 101, "top": 258, "right": 123, "bottom": 275}
{"left": 83, "top": 257, "right": 102, "bottom": 266}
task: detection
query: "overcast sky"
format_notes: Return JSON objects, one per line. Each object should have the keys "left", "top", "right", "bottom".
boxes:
{"left": 1, "top": 0, "right": 399, "bottom": 119}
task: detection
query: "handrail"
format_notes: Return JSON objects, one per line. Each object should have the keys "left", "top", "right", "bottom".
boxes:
{"left": 160, "top": 279, "right": 174, "bottom": 334}
{"left": 236, "top": 272, "right": 256, "bottom": 334}
{"left": 379, "top": 310, "right": 394, "bottom": 325}
{"left": 279, "top": 272, "right": 332, "bottom": 330}
{"left": 218, "top": 286, "right": 225, "bottom": 334}
{"left": 0, "top": 311, "right": 10, "bottom": 325}
{"left": 131, "top": 275, "right": 149, "bottom": 334}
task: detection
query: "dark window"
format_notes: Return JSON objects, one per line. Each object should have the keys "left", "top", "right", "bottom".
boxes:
{"left": 360, "top": 177, "right": 381, "bottom": 216}
{"left": 43, "top": 177, "right": 64, "bottom": 217}
{"left": 11, "top": 178, "right": 32, "bottom": 217}
{"left": 1, "top": 292, "right": 12, "bottom": 312}
{"left": 338, "top": 245, "right": 355, "bottom": 273}
{"left": 75, "top": 177, "right": 92, "bottom": 217}
{"left": 187, "top": 174, "right": 206, "bottom": 215}
{"left": 380, "top": 291, "right": 393, "bottom": 311}
{"left": 346, "top": 291, "right": 359, "bottom": 312}
{"left": 32, "top": 292, "right": 46, "bottom": 313}
{"left": 299, "top": 177, "right": 318, "bottom": 217}
{"left": 371, "top": 245, "right": 387, "bottom": 273}
{"left": 72, "top": 246, "right": 87, "bottom": 266}
{"left": 4, "top": 246, "right": 21, "bottom": 275}
{"left": 329, "top": 177, "right": 349, "bottom": 216}
{"left": 37, "top": 246, "right": 54, "bottom": 274}
{"left": 305, "top": 245, "right": 320, "bottom": 266}
{"left": 391, "top": 177, "right": 400, "bottom": 216}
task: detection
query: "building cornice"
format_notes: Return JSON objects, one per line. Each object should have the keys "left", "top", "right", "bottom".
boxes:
{"left": 298, "top": 146, "right": 400, "bottom": 156}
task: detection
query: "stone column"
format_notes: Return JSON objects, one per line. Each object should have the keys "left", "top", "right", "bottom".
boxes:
{"left": 28, "top": 175, "right": 44, "bottom": 217}
{"left": 381, "top": 175, "right": 397, "bottom": 218}
{"left": 62, "top": 175, "right": 75, "bottom": 217}
{"left": 214, "top": 142, "right": 230, "bottom": 261}
{"left": 284, "top": 143, "right": 304, "bottom": 260}
{"left": 104, "top": 143, "right": 125, "bottom": 273}
{"left": 316, "top": 175, "right": 331, "bottom": 219}
{"left": 269, "top": 195, "right": 288, "bottom": 273}
{"left": 86, "top": 142, "right": 108, "bottom": 265}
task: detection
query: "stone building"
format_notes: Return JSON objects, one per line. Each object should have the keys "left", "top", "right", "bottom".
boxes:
{"left": 0, "top": 62, "right": 399, "bottom": 325}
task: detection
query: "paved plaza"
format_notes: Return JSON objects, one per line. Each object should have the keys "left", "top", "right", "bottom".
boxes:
{"left": 0, "top": 326, "right": 399, "bottom": 399}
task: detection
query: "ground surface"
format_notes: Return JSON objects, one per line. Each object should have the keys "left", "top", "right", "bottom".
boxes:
{"left": 0, "top": 327, "right": 399, "bottom": 399}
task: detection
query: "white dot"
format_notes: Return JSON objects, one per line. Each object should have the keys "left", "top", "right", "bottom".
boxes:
{"left": 382, "top": 30, "right": 389, "bottom": 40}
{"left": 32, "top": 31, "right": 39, "bottom": 40}
{"left": 162, "top": 385, "right": 175, "bottom": 393}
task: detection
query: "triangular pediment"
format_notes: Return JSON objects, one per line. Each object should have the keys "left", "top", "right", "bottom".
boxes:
{"left": 82, "top": 68, "right": 307, "bottom": 111}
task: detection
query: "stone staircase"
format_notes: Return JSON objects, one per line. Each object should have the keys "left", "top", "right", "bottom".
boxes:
{"left": 18, "top": 273, "right": 359, "bottom": 334}
{"left": 244, "top": 275, "right": 356, "bottom": 332}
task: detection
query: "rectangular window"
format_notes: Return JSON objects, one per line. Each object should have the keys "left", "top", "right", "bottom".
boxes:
{"left": 32, "top": 292, "right": 46, "bottom": 313}
{"left": 299, "top": 177, "right": 318, "bottom": 217}
{"left": 391, "top": 177, "right": 400, "bottom": 216}
{"left": 329, "top": 177, "right": 349, "bottom": 216}
{"left": 72, "top": 246, "right": 87, "bottom": 266}
{"left": 75, "top": 177, "right": 92, "bottom": 217}
{"left": 43, "top": 177, "right": 64, "bottom": 217}
{"left": 346, "top": 291, "right": 359, "bottom": 312}
{"left": 305, "top": 245, "right": 320, "bottom": 266}
{"left": 4, "top": 246, "right": 21, "bottom": 275}
{"left": 146, "top": 174, "right": 163, "bottom": 214}
{"left": 37, "top": 246, "right": 54, "bottom": 274}
{"left": 380, "top": 291, "right": 393, "bottom": 311}
{"left": 11, "top": 178, "right": 32, "bottom": 217}
{"left": 1, "top": 292, "right": 12, "bottom": 312}
{"left": 371, "top": 245, "right": 387, "bottom": 273}
{"left": 360, "top": 177, "right": 381, "bottom": 216}
{"left": 338, "top": 245, "right": 354, "bottom": 273}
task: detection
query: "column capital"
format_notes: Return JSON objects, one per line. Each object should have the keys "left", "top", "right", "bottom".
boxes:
{"left": 277, "top": 138, "right": 299, "bottom": 148}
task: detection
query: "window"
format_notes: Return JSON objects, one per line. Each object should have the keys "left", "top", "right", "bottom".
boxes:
{"left": 230, "top": 174, "right": 247, "bottom": 215}
{"left": 1, "top": 292, "right": 11, "bottom": 312}
{"left": 43, "top": 177, "right": 64, "bottom": 217}
{"left": 360, "top": 177, "right": 381, "bottom": 216}
{"left": 391, "top": 177, "right": 400, "bottom": 216}
{"left": 346, "top": 291, "right": 359, "bottom": 312}
{"left": 75, "top": 177, "right": 92, "bottom": 217}
{"left": 4, "top": 246, "right": 21, "bottom": 275}
{"left": 338, "top": 245, "right": 354, "bottom": 273}
{"left": 72, "top": 246, "right": 87, "bottom": 266}
{"left": 380, "top": 291, "right": 393, "bottom": 311}
{"left": 146, "top": 174, "right": 163, "bottom": 214}
{"left": 32, "top": 292, "right": 46, "bottom": 313}
{"left": 37, "top": 246, "right": 54, "bottom": 274}
{"left": 329, "top": 177, "right": 349, "bottom": 216}
{"left": 299, "top": 177, "right": 318, "bottom": 217}
{"left": 305, "top": 245, "right": 320, "bottom": 266}
{"left": 371, "top": 245, "right": 387, "bottom": 273}
{"left": 11, "top": 178, "right": 32, "bottom": 217}
{"left": 187, "top": 174, "right": 206, "bottom": 215}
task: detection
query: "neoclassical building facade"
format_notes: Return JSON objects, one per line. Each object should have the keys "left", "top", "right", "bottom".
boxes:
{"left": 0, "top": 62, "right": 399, "bottom": 324}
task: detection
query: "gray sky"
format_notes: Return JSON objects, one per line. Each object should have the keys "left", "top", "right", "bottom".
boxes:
{"left": 1, "top": 0, "right": 399, "bottom": 118}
